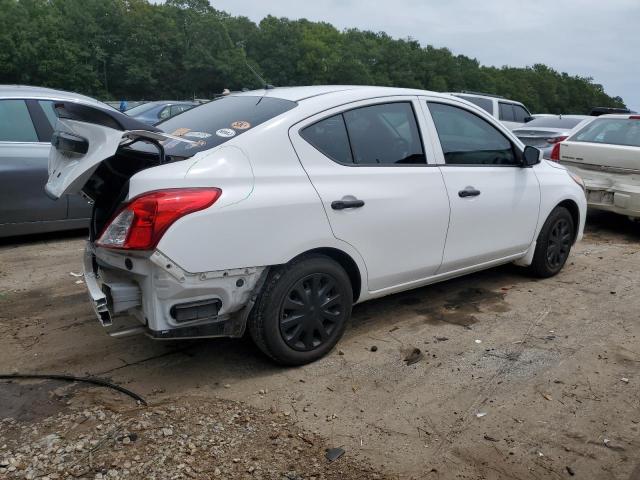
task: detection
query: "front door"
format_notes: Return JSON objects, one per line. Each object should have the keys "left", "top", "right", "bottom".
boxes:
{"left": 290, "top": 97, "right": 450, "bottom": 292}
{"left": 423, "top": 99, "right": 540, "bottom": 273}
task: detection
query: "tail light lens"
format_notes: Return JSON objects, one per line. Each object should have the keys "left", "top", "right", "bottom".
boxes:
{"left": 546, "top": 135, "right": 568, "bottom": 144}
{"left": 550, "top": 142, "right": 561, "bottom": 162}
{"left": 97, "top": 188, "right": 221, "bottom": 250}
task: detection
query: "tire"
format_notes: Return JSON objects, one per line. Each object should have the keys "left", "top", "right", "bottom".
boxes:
{"left": 247, "top": 254, "right": 353, "bottom": 366}
{"left": 529, "top": 206, "right": 575, "bottom": 278}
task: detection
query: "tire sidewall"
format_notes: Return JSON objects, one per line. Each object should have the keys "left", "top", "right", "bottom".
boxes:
{"left": 534, "top": 206, "right": 575, "bottom": 276}
{"left": 259, "top": 256, "right": 352, "bottom": 365}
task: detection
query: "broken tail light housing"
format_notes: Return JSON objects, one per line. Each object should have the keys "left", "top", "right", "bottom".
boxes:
{"left": 97, "top": 188, "right": 221, "bottom": 250}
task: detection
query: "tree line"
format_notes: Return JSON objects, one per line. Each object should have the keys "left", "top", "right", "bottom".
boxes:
{"left": 0, "top": 0, "right": 626, "bottom": 113}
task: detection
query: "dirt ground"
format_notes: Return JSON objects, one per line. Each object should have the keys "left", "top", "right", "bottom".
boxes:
{"left": 1, "top": 211, "right": 639, "bottom": 479}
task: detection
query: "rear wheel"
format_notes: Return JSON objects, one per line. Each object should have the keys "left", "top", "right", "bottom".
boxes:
{"left": 248, "top": 255, "right": 352, "bottom": 366}
{"left": 529, "top": 206, "right": 575, "bottom": 278}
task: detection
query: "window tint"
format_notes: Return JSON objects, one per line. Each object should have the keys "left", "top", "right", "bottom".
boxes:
{"left": 513, "top": 105, "right": 530, "bottom": 123}
{"left": 499, "top": 103, "right": 515, "bottom": 122}
{"left": 343, "top": 102, "right": 425, "bottom": 165}
{"left": 38, "top": 100, "right": 59, "bottom": 127}
{"left": 572, "top": 118, "right": 640, "bottom": 147}
{"left": 428, "top": 102, "right": 518, "bottom": 166}
{"left": 456, "top": 95, "right": 493, "bottom": 114}
{"left": 301, "top": 114, "right": 353, "bottom": 164}
{"left": 0, "top": 100, "right": 38, "bottom": 142}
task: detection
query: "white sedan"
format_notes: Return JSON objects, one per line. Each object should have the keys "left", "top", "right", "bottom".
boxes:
{"left": 46, "top": 86, "right": 586, "bottom": 365}
{"left": 551, "top": 114, "right": 640, "bottom": 219}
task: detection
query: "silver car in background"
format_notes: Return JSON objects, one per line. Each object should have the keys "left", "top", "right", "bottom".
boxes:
{"left": 0, "top": 85, "right": 111, "bottom": 237}
{"left": 512, "top": 115, "right": 592, "bottom": 159}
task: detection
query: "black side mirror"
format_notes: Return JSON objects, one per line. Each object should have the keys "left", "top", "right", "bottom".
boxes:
{"left": 522, "top": 145, "right": 541, "bottom": 167}
{"left": 524, "top": 116, "right": 535, "bottom": 123}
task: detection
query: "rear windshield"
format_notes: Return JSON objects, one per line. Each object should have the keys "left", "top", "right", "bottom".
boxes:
{"left": 454, "top": 95, "right": 493, "bottom": 114}
{"left": 151, "top": 95, "right": 297, "bottom": 157}
{"left": 571, "top": 118, "right": 640, "bottom": 147}
{"left": 525, "top": 117, "right": 586, "bottom": 129}
{"left": 125, "top": 102, "right": 159, "bottom": 116}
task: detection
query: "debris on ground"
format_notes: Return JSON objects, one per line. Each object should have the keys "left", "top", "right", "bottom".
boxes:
{"left": 566, "top": 466, "right": 575, "bottom": 476}
{"left": 476, "top": 412, "right": 487, "bottom": 418}
{"left": 370, "top": 346, "right": 378, "bottom": 352}
{"left": 403, "top": 348, "right": 424, "bottom": 366}
{"left": 325, "top": 447, "right": 346, "bottom": 462}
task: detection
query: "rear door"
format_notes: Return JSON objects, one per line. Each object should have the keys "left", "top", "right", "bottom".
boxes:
{"left": 423, "top": 97, "right": 540, "bottom": 272}
{"left": 289, "top": 96, "right": 450, "bottom": 292}
{"left": 0, "top": 99, "right": 67, "bottom": 225}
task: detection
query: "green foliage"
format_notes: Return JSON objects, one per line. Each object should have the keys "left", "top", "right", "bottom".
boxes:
{"left": 0, "top": 0, "right": 626, "bottom": 112}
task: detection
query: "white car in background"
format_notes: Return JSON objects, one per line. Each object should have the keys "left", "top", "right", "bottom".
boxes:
{"left": 449, "top": 92, "right": 533, "bottom": 130}
{"left": 46, "top": 86, "right": 586, "bottom": 365}
{"left": 512, "top": 115, "right": 592, "bottom": 159}
{"left": 551, "top": 114, "right": 640, "bottom": 219}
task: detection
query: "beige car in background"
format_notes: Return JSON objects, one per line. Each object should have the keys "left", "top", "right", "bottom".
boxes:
{"left": 551, "top": 114, "right": 640, "bottom": 219}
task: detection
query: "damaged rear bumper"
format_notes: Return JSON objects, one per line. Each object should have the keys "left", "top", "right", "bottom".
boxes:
{"left": 561, "top": 162, "right": 640, "bottom": 218}
{"left": 82, "top": 242, "right": 267, "bottom": 339}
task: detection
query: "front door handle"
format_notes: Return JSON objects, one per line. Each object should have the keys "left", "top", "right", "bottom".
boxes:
{"left": 458, "top": 186, "right": 481, "bottom": 198}
{"left": 331, "top": 198, "right": 365, "bottom": 210}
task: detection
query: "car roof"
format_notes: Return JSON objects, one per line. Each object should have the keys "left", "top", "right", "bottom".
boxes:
{"left": 0, "top": 84, "right": 102, "bottom": 105}
{"left": 231, "top": 85, "right": 449, "bottom": 103}
{"left": 139, "top": 100, "right": 200, "bottom": 106}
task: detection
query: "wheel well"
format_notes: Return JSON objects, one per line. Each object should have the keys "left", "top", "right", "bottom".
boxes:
{"left": 557, "top": 199, "right": 580, "bottom": 243}
{"left": 292, "top": 248, "right": 362, "bottom": 302}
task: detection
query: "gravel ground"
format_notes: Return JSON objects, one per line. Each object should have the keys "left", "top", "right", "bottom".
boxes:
{"left": 0, "top": 389, "right": 384, "bottom": 479}
{"left": 1, "top": 211, "right": 640, "bottom": 479}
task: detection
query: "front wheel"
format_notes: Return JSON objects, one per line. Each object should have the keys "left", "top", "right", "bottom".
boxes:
{"left": 529, "top": 206, "right": 575, "bottom": 278}
{"left": 247, "top": 255, "right": 353, "bottom": 366}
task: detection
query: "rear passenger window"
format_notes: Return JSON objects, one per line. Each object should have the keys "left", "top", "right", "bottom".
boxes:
{"left": 344, "top": 102, "right": 425, "bottom": 165}
{"left": 428, "top": 102, "right": 518, "bottom": 166}
{"left": 513, "top": 105, "right": 530, "bottom": 123}
{"left": 0, "top": 100, "right": 38, "bottom": 142}
{"left": 499, "top": 103, "right": 515, "bottom": 122}
{"left": 301, "top": 102, "right": 426, "bottom": 166}
{"left": 301, "top": 114, "right": 353, "bottom": 164}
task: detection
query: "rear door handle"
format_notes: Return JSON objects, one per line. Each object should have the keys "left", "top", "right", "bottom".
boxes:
{"left": 458, "top": 187, "right": 481, "bottom": 198}
{"left": 331, "top": 198, "right": 365, "bottom": 210}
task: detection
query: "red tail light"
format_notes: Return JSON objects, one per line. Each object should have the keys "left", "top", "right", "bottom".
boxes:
{"left": 546, "top": 135, "right": 568, "bottom": 144}
{"left": 549, "top": 142, "right": 561, "bottom": 162}
{"left": 630, "top": 115, "right": 640, "bottom": 120}
{"left": 97, "top": 188, "right": 222, "bottom": 250}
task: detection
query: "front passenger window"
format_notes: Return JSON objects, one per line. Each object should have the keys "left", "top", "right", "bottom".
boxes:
{"left": 428, "top": 102, "right": 518, "bottom": 166}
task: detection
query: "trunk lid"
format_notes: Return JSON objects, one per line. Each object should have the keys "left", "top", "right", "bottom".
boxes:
{"left": 45, "top": 101, "right": 194, "bottom": 199}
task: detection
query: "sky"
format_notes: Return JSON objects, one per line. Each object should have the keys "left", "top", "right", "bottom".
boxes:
{"left": 210, "top": 0, "right": 640, "bottom": 111}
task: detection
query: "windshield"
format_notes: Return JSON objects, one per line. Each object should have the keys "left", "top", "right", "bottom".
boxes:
{"left": 141, "top": 95, "right": 298, "bottom": 157}
{"left": 125, "top": 102, "right": 159, "bottom": 116}
{"left": 571, "top": 118, "right": 640, "bottom": 147}
{"left": 525, "top": 117, "right": 586, "bottom": 129}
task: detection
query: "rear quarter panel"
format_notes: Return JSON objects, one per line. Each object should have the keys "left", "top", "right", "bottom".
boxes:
{"left": 140, "top": 122, "right": 368, "bottom": 288}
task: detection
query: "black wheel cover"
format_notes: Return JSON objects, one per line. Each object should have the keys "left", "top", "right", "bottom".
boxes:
{"left": 278, "top": 273, "right": 344, "bottom": 352}
{"left": 546, "top": 217, "right": 572, "bottom": 269}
